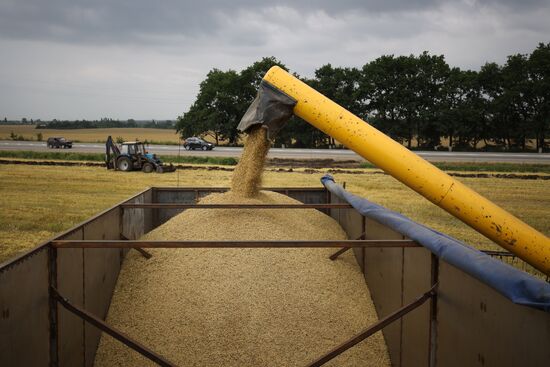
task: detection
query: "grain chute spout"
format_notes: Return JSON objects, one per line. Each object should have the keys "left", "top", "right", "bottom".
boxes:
{"left": 250, "top": 66, "right": 550, "bottom": 276}
{"left": 237, "top": 80, "right": 296, "bottom": 138}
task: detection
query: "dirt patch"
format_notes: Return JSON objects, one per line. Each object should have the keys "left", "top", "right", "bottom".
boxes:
{"left": 268, "top": 157, "right": 362, "bottom": 168}
{"left": 1, "top": 159, "right": 549, "bottom": 180}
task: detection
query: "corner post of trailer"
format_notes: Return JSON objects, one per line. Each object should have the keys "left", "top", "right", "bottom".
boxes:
{"left": 48, "top": 245, "right": 59, "bottom": 367}
{"left": 428, "top": 253, "right": 439, "bottom": 367}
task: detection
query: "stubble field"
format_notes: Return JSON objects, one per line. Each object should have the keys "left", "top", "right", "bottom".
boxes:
{"left": 0, "top": 125, "right": 180, "bottom": 144}
{"left": 0, "top": 164, "right": 548, "bottom": 264}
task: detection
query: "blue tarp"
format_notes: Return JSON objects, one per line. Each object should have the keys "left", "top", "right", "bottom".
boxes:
{"left": 321, "top": 175, "right": 550, "bottom": 312}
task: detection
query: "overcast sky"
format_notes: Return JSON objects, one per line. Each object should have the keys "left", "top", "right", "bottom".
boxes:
{"left": 1, "top": 0, "right": 549, "bottom": 120}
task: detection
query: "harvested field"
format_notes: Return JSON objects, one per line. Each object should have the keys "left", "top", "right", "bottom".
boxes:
{"left": 94, "top": 190, "right": 390, "bottom": 366}
{"left": 0, "top": 125, "right": 181, "bottom": 144}
{"left": 1, "top": 165, "right": 549, "bottom": 263}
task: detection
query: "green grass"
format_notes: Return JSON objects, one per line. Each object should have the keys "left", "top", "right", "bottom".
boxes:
{"left": 359, "top": 161, "right": 550, "bottom": 173}
{"left": 0, "top": 150, "right": 105, "bottom": 161}
{"left": 0, "top": 150, "right": 238, "bottom": 166}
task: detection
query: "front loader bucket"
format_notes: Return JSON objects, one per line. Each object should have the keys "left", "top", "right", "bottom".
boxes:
{"left": 156, "top": 164, "right": 176, "bottom": 173}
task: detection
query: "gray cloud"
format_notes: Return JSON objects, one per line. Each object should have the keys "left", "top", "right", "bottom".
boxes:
{"left": 0, "top": 0, "right": 549, "bottom": 120}
{"left": 2, "top": 0, "right": 544, "bottom": 45}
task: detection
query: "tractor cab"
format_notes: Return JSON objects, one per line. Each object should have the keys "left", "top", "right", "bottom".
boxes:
{"left": 105, "top": 136, "right": 175, "bottom": 173}
{"left": 120, "top": 142, "right": 144, "bottom": 155}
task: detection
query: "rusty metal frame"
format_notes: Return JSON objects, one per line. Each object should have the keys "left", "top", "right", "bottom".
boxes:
{"left": 51, "top": 287, "right": 177, "bottom": 367}
{"left": 51, "top": 240, "right": 419, "bottom": 249}
{"left": 329, "top": 232, "right": 366, "bottom": 260}
{"left": 428, "top": 254, "right": 440, "bottom": 367}
{"left": 306, "top": 283, "right": 438, "bottom": 367}
{"left": 120, "top": 233, "right": 152, "bottom": 259}
{"left": 152, "top": 186, "right": 325, "bottom": 192}
{"left": 120, "top": 203, "right": 353, "bottom": 209}
{"left": 48, "top": 247, "right": 59, "bottom": 367}
{"left": 2, "top": 186, "right": 450, "bottom": 367}
{"left": 50, "top": 190, "right": 421, "bottom": 366}
{"left": 51, "top": 238, "right": 421, "bottom": 367}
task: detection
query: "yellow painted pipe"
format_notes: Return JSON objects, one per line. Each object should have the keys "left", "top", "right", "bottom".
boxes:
{"left": 263, "top": 66, "right": 550, "bottom": 275}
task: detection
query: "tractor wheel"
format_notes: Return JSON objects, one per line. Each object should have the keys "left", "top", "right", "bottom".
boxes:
{"left": 142, "top": 163, "right": 154, "bottom": 173}
{"left": 117, "top": 157, "right": 132, "bottom": 172}
{"left": 202, "top": 145, "right": 208, "bottom": 151}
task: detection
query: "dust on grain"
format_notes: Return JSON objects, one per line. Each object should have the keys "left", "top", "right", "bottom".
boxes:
{"left": 231, "top": 126, "right": 270, "bottom": 197}
{"left": 94, "top": 191, "right": 390, "bottom": 366}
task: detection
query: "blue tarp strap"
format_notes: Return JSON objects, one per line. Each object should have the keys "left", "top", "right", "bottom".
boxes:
{"left": 321, "top": 174, "right": 550, "bottom": 312}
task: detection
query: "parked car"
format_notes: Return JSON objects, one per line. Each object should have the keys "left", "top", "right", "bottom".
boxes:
{"left": 183, "top": 137, "right": 214, "bottom": 151}
{"left": 47, "top": 137, "right": 73, "bottom": 149}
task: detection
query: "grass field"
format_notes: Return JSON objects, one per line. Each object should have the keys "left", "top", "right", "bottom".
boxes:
{"left": 0, "top": 124, "right": 181, "bottom": 144}
{"left": 0, "top": 164, "right": 548, "bottom": 264}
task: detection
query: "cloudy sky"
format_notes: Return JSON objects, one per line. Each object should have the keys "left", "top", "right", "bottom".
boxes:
{"left": 1, "top": 0, "right": 549, "bottom": 120}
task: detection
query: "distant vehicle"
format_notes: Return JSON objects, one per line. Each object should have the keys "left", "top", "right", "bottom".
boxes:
{"left": 105, "top": 136, "right": 175, "bottom": 173}
{"left": 47, "top": 137, "right": 72, "bottom": 149}
{"left": 183, "top": 137, "right": 214, "bottom": 151}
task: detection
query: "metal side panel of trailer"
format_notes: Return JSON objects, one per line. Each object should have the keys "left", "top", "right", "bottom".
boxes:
{"left": 0, "top": 186, "right": 548, "bottom": 367}
{"left": 0, "top": 187, "right": 327, "bottom": 367}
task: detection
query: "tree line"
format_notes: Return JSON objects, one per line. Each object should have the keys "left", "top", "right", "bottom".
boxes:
{"left": 35, "top": 118, "right": 175, "bottom": 129}
{"left": 176, "top": 43, "right": 549, "bottom": 152}
{"left": 0, "top": 118, "right": 175, "bottom": 129}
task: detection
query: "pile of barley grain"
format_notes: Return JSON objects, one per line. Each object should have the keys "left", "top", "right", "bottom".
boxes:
{"left": 94, "top": 125, "right": 390, "bottom": 366}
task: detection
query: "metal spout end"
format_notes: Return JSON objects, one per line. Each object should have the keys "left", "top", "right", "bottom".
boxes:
{"left": 237, "top": 80, "right": 297, "bottom": 139}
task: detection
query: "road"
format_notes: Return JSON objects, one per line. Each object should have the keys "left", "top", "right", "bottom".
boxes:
{"left": 1, "top": 140, "right": 549, "bottom": 164}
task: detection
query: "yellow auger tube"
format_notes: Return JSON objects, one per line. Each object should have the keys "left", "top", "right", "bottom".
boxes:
{"left": 263, "top": 66, "right": 550, "bottom": 275}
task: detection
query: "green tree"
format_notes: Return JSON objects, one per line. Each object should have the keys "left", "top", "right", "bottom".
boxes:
{"left": 177, "top": 68, "right": 241, "bottom": 144}
{"left": 311, "top": 64, "right": 361, "bottom": 114}
{"left": 411, "top": 52, "right": 450, "bottom": 149}
{"left": 479, "top": 58, "right": 532, "bottom": 151}
{"left": 176, "top": 45, "right": 548, "bottom": 151}
{"left": 478, "top": 62, "right": 505, "bottom": 149}
{"left": 500, "top": 53, "right": 532, "bottom": 150}
{"left": 440, "top": 68, "right": 486, "bottom": 150}
{"left": 359, "top": 55, "right": 412, "bottom": 145}
{"left": 176, "top": 57, "right": 287, "bottom": 145}
{"left": 308, "top": 64, "right": 361, "bottom": 146}
{"left": 527, "top": 42, "right": 550, "bottom": 152}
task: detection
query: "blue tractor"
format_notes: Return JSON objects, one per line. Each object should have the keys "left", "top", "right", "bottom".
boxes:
{"left": 105, "top": 136, "right": 175, "bottom": 173}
